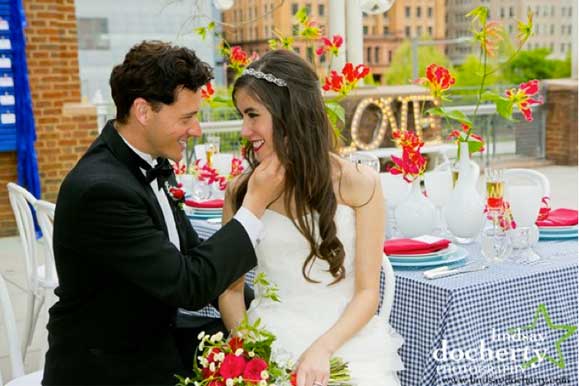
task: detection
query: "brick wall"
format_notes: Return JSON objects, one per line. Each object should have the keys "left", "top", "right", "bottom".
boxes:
{"left": 544, "top": 80, "right": 578, "bottom": 166}
{"left": 0, "top": 0, "right": 97, "bottom": 237}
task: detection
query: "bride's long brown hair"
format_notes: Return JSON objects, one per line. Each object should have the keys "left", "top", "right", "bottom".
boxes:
{"left": 232, "top": 49, "right": 346, "bottom": 284}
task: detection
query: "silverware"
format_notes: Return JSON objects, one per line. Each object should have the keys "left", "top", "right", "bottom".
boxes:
{"left": 423, "top": 264, "right": 489, "bottom": 280}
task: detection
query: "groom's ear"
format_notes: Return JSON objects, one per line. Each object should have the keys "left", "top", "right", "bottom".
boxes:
{"left": 133, "top": 98, "right": 151, "bottom": 125}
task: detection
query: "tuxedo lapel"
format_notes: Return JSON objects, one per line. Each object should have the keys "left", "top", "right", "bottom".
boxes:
{"left": 100, "top": 120, "right": 169, "bottom": 236}
{"left": 163, "top": 174, "right": 189, "bottom": 251}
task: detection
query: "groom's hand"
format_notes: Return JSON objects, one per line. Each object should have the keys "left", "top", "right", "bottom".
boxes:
{"left": 243, "top": 154, "right": 285, "bottom": 218}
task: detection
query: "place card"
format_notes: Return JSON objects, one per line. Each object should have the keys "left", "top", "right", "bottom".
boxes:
{"left": 0, "top": 94, "right": 14, "bottom": 105}
{"left": 0, "top": 75, "right": 13, "bottom": 87}
{"left": 1, "top": 112, "right": 15, "bottom": 124}
{"left": 0, "top": 56, "right": 11, "bottom": 68}
{"left": 0, "top": 19, "right": 9, "bottom": 31}
{"left": 0, "top": 38, "right": 10, "bottom": 50}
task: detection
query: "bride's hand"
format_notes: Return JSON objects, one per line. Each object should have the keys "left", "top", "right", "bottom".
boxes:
{"left": 295, "top": 343, "right": 331, "bottom": 386}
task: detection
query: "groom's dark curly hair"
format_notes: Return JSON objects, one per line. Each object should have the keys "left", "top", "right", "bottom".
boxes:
{"left": 232, "top": 50, "right": 346, "bottom": 285}
{"left": 110, "top": 40, "right": 213, "bottom": 124}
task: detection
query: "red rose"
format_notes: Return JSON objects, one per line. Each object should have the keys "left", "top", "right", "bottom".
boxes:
{"left": 228, "top": 336, "right": 244, "bottom": 352}
{"left": 170, "top": 188, "right": 185, "bottom": 200}
{"left": 219, "top": 353, "right": 246, "bottom": 379}
{"left": 290, "top": 372, "right": 297, "bottom": 386}
{"left": 243, "top": 358, "right": 268, "bottom": 382}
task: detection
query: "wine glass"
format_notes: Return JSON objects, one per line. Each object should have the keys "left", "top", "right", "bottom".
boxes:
{"left": 424, "top": 170, "right": 453, "bottom": 236}
{"left": 505, "top": 185, "right": 542, "bottom": 263}
{"left": 380, "top": 173, "right": 411, "bottom": 238}
{"left": 485, "top": 168, "right": 505, "bottom": 227}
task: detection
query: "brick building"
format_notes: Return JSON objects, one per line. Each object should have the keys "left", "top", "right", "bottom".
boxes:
{"left": 221, "top": 0, "right": 446, "bottom": 82}
{"left": 0, "top": 0, "right": 97, "bottom": 236}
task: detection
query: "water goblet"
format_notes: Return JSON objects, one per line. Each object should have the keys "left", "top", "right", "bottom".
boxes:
{"left": 424, "top": 170, "right": 453, "bottom": 236}
{"left": 505, "top": 185, "right": 542, "bottom": 263}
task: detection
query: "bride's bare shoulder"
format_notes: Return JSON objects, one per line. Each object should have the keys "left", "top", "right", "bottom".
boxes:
{"left": 331, "top": 154, "right": 380, "bottom": 209}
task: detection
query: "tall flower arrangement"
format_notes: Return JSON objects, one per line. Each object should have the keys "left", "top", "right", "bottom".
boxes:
{"left": 419, "top": 7, "right": 542, "bottom": 157}
{"left": 196, "top": 7, "right": 370, "bottom": 142}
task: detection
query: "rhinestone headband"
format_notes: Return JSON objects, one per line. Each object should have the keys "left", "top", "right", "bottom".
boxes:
{"left": 242, "top": 68, "right": 287, "bottom": 87}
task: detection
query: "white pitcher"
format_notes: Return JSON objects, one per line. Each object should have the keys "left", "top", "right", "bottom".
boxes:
{"left": 395, "top": 178, "right": 436, "bottom": 238}
{"left": 444, "top": 142, "right": 485, "bottom": 243}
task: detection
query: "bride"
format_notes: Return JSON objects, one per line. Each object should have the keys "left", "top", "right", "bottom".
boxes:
{"left": 218, "top": 49, "right": 403, "bottom": 386}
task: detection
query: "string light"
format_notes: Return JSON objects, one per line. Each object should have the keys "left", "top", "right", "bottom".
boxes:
{"left": 350, "top": 97, "right": 392, "bottom": 150}
{"left": 348, "top": 95, "right": 442, "bottom": 150}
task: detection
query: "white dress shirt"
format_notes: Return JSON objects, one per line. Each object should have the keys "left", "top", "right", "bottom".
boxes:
{"left": 119, "top": 135, "right": 264, "bottom": 249}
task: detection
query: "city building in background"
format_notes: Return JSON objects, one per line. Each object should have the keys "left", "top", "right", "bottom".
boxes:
{"left": 222, "top": 0, "right": 446, "bottom": 83}
{"left": 446, "top": 0, "right": 575, "bottom": 63}
{"left": 75, "top": 0, "right": 222, "bottom": 102}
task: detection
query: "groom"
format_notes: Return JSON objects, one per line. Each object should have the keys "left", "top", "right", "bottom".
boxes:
{"left": 42, "top": 41, "right": 284, "bottom": 385}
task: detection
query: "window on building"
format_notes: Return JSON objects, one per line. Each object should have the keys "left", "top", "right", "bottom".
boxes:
{"left": 292, "top": 24, "right": 299, "bottom": 35}
{"left": 417, "top": 6, "right": 421, "bottom": 17}
{"left": 417, "top": 26, "right": 422, "bottom": 36}
{"left": 383, "top": 26, "right": 389, "bottom": 35}
{"left": 367, "top": 47, "right": 372, "bottom": 63}
{"left": 307, "top": 46, "right": 314, "bottom": 63}
{"left": 428, "top": 7, "right": 433, "bottom": 18}
{"left": 500, "top": 8, "right": 504, "bottom": 18}
{"left": 509, "top": 7, "right": 514, "bottom": 17}
{"left": 550, "top": 24, "right": 554, "bottom": 35}
{"left": 543, "top": 6, "right": 548, "bottom": 16}
{"left": 363, "top": 25, "right": 369, "bottom": 35}
{"left": 305, "top": 3, "right": 311, "bottom": 14}
{"left": 374, "top": 47, "right": 380, "bottom": 63}
{"left": 292, "top": 3, "right": 298, "bottom": 14}
{"left": 551, "top": 6, "right": 555, "bottom": 16}
{"left": 428, "top": 26, "right": 433, "bottom": 36}
{"left": 320, "top": 53, "right": 326, "bottom": 63}
{"left": 561, "top": 43, "right": 565, "bottom": 53}
{"left": 549, "top": 42, "right": 554, "bottom": 52}
{"left": 388, "top": 50, "right": 392, "bottom": 63}
{"left": 78, "top": 17, "right": 110, "bottom": 50}
{"left": 405, "top": 6, "right": 411, "bottom": 18}
{"left": 561, "top": 25, "right": 565, "bottom": 34}
{"left": 318, "top": 4, "right": 325, "bottom": 16}
{"left": 294, "top": 46, "right": 300, "bottom": 54}
{"left": 405, "top": 26, "right": 411, "bottom": 37}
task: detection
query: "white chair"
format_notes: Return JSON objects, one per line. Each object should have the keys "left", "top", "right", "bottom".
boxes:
{"left": 6, "top": 183, "right": 58, "bottom": 359}
{"left": 0, "top": 273, "right": 43, "bottom": 386}
{"left": 379, "top": 255, "right": 396, "bottom": 321}
{"left": 504, "top": 168, "right": 551, "bottom": 198}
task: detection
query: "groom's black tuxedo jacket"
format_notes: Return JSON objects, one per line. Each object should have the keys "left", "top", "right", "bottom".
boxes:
{"left": 42, "top": 121, "right": 256, "bottom": 385}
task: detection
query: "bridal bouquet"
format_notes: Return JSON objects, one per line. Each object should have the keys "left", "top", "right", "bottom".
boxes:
{"left": 175, "top": 316, "right": 352, "bottom": 386}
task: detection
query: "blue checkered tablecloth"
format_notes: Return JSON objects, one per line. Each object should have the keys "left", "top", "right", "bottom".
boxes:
{"left": 187, "top": 220, "right": 578, "bottom": 386}
{"left": 392, "top": 240, "right": 578, "bottom": 386}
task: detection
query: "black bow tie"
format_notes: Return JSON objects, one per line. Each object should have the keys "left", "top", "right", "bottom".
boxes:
{"left": 142, "top": 158, "right": 173, "bottom": 187}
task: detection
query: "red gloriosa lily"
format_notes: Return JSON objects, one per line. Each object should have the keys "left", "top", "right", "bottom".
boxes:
{"left": 201, "top": 82, "right": 214, "bottom": 100}
{"left": 416, "top": 64, "right": 456, "bottom": 99}
{"left": 316, "top": 34, "right": 344, "bottom": 56}
{"left": 505, "top": 79, "right": 543, "bottom": 121}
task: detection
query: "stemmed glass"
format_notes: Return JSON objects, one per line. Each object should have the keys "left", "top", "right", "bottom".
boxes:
{"left": 505, "top": 185, "right": 542, "bottom": 263}
{"left": 379, "top": 173, "right": 411, "bottom": 238}
{"left": 424, "top": 170, "right": 453, "bottom": 237}
{"left": 481, "top": 168, "right": 512, "bottom": 263}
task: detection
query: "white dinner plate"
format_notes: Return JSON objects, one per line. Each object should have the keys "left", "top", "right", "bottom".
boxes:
{"left": 389, "top": 246, "right": 467, "bottom": 268}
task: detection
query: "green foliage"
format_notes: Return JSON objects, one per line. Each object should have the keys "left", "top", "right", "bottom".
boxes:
{"left": 454, "top": 55, "right": 504, "bottom": 88}
{"left": 502, "top": 48, "right": 572, "bottom": 84}
{"left": 384, "top": 40, "right": 453, "bottom": 85}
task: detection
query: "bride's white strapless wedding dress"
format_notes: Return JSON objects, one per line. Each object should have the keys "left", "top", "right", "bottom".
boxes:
{"left": 247, "top": 205, "right": 404, "bottom": 386}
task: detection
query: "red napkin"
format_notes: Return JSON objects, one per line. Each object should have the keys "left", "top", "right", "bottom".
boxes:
{"left": 536, "top": 208, "right": 578, "bottom": 227}
{"left": 384, "top": 238, "right": 451, "bottom": 255}
{"left": 184, "top": 199, "right": 224, "bottom": 209}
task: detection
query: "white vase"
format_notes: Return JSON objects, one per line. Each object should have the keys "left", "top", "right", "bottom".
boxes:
{"left": 394, "top": 178, "right": 436, "bottom": 238}
{"left": 444, "top": 142, "right": 485, "bottom": 243}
